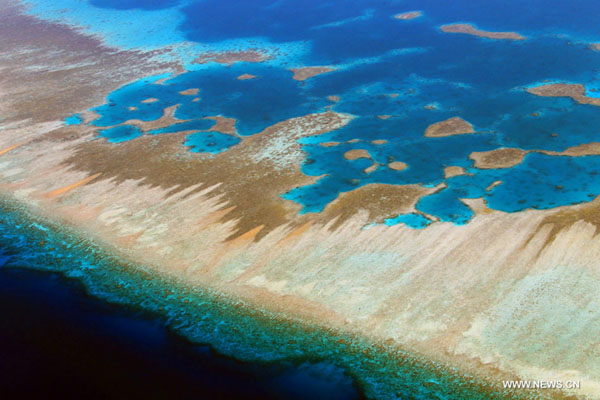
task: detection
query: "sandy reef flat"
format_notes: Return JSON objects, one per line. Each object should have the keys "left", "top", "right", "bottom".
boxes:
{"left": 2, "top": 2, "right": 600, "bottom": 399}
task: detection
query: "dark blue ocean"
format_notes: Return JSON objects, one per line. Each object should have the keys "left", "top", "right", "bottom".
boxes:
{"left": 0, "top": 202, "right": 362, "bottom": 400}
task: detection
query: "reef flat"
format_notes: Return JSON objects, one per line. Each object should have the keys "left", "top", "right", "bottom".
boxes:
{"left": 5, "top": 0, "right": 600, "bottom": 398}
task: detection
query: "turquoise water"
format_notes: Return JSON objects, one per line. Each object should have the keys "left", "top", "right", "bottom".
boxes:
{"left": 384, "top": 213, "right": 432, "bottom": 229}
{"left": 51, "top": 0, "right": 600, "bottom": 227}
{"left": 64, "top": 113, "right": 82, "bottom": 125}
{"left": 0, "top": 198, "right": 518, "bottom": 399}
{"left": 98, "top": 125, "right": 143, "bottom": 143}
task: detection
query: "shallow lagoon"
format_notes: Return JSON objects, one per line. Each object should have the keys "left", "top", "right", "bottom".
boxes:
{"left": 58, "top": 0, "right": 600, "bottom": 227}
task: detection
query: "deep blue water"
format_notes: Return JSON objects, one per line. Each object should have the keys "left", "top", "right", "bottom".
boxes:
{"left": 0, "top": 204, "right": 362, "bottom": 400}
{"left": 62, "top": 0, "right": 600, "bottom": 227}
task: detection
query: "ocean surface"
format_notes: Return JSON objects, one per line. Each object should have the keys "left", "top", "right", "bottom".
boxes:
{"left": 10, "top": 0, "right": 600, "bottom": 398}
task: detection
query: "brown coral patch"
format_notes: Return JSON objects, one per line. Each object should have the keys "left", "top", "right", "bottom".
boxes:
{"left": 289, "top": 66, "right": 335, "bottom": 81}
{"left": 425, "top": 117, "right": 475, "bottom": 137}
{"left": 444, "top": 166, "right": 467, "bottom": 178}
{"left": 179, "top": 88, "right": 199, "bottom": 96}
{"left": 559, "top": 142, "right": 600, "bottom": 156}
{"left": 527, "top": 83, "right": 600, "bottom": 107}
{"left": 388, "top": 161, "right": 408, "bottom": 171}
{"left": 205, "top": 116, "right": 238, "bottom": 135}
{"left": 320, "top": 183, "right": 432, "bottom": 228}
{"left": 67, "top": 112, "right": 351, "bottom": 241}
{"left": 470, "top": 148, "right": 527, "bottom": 169}
{"left": 237, "top": 74, "right": 257, "bottom": 80}
{"left": 344, "top": 149, "right": 371, "bottom": 160}
{"left": 440, "top": 23, "right": 526, "bottom": 40}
